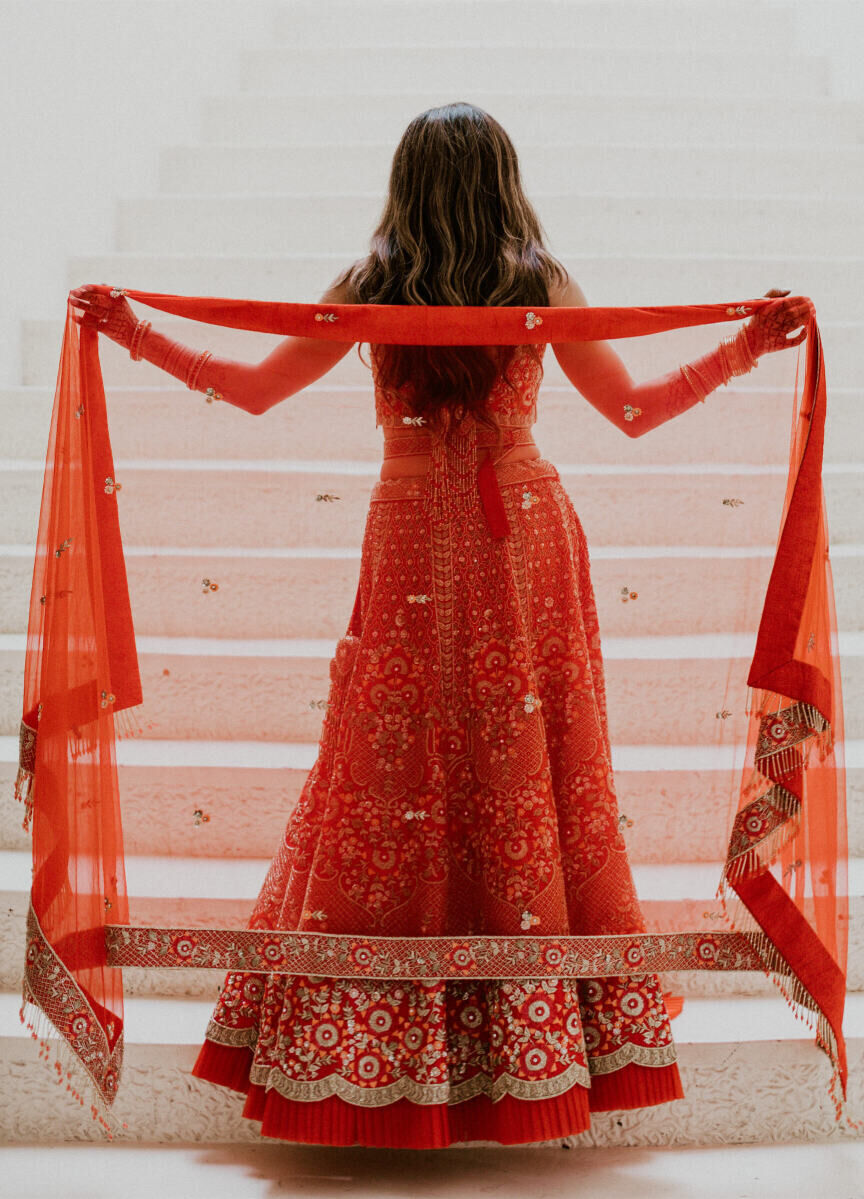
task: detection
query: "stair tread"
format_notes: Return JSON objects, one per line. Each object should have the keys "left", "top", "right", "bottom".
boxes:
{"left": 2, "top": 849, "right": 862, "bottom": 900}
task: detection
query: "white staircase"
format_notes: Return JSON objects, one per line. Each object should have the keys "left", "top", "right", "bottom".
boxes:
{"left": 1, "top": 0, "right": 862, "bottom": 1147}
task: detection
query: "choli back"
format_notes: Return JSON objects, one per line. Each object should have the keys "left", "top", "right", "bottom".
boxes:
{"left": 373, "top": 343, "right": 546, "bottom": 429}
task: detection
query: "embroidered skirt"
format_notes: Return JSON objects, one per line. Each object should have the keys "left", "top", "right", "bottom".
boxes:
{"left": 191, "top": 457, "right": 684, "bottom": 1146}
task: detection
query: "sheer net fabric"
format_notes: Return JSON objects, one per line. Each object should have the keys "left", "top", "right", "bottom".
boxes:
{"left": 192, "top": 345, "right": 683, "bottom": 1144}
{"left": 18, "top": 292, "right": 848, "bottom": 1146}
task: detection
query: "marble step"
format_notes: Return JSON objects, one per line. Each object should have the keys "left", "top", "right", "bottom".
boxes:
{"left": 1, "top": 733, "right": 862, "bottom": 865}
{"left": 5, "top": 384, "right": 863, "bottom": 465}
{"left": 1, "top": 627, "right": 862, "bottom": 741}
{"left": 114, "top": 193, "right": 862, "bottom": 258}
{"left": 270, "top": 1, "right": 796, "bottom": 54}
{"left": 1, "top": 456, "right": 861, "bottom": 548}
{"left": 159, "top": 141, "right": 864, "bottom": 200}
{"left": 2, "top": 991, "right": 861, "bottom": 1144}
{"left": 21, "top": 317, "right": 861, "bottom": 389}
{"left": 200, "top": 92, "right": 864, "bottom": 148}
{"left": 235, "top": 46, "right": 830, "bottom": 99}
{"left": 67, "top": 252, "right": 864, "bottom": 321}
{"left": 3, "top": 540, "right": 864, "bottom": 645}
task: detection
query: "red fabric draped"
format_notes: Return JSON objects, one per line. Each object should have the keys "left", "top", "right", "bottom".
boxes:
{"left": 16, "top": 290, "right": 849, "bottom": 1139}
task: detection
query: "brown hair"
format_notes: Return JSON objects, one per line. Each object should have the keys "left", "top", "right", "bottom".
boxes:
{"left": 335, "top": 102, "right": 567, "bottom": 434}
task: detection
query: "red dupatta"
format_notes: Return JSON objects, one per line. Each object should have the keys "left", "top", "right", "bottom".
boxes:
{"left": 16, "top": 289, "right": 850, "bottom": 1135}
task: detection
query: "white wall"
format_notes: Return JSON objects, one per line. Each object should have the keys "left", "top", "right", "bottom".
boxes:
{"left": 0, "top": 0, "right": 861, "bottom": 389}
{"left": 0, "top": 0, "right": 272, "bottom": 386}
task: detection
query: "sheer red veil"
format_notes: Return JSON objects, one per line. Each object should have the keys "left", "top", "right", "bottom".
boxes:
{"left": 16, "top": 289, "right": 849, "bottom": 1135}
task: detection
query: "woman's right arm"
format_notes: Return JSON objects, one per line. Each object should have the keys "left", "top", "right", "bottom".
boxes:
{"left": 69, "top": 276, "right": 356, "bottom": 416}
{"left": 547, "top": 276, "right": 812, "bottom": 438}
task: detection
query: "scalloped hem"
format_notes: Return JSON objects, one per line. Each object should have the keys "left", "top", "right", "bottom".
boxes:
{"left": 191, "top": 1040, "right": 684, "bottom": 1148}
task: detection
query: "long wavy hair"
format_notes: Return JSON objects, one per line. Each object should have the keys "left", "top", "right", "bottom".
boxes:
{"left": 336, "top": 102, "right": 568, "bottom": 434}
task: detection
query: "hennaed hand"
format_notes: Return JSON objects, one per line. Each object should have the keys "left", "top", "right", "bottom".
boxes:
{"left": 69, "top": 285, "right": 137, "bottom": 349}
{"left": 745, "top": 289, "right": 815, "bottom": 357}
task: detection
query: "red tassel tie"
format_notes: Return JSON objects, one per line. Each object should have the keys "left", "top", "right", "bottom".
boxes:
{"left": 477, "top": 454, "right": 511, "bottom": 539}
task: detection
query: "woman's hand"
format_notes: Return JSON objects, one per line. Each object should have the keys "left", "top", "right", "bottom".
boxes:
{"left": 69, "top": 285, "right": 137, "bottom": 349}
{"left": 745, "top": 288, "right": 815, "bottom": 357}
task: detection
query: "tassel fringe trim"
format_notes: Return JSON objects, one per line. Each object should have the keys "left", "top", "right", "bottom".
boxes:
{"left": 19, "top": 995, "right": 127, "bottom": 1141}
{"left": 715, "top": 877, "right": 861, "bottom": 1133}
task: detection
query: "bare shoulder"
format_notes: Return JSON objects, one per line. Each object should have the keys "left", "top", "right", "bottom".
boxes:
{"left": 547, "top": 273, "right": 589, "bottom": 308}
{"left": 320, "top": 263, "right": 361, "bottom": 304}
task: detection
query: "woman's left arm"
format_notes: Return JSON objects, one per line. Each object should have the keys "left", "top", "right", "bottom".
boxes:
{"left": 549, "top": 277, "right": 812, "bottom": 438}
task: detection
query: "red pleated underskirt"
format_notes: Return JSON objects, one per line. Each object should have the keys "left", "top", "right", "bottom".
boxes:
{"left": 192, "top": 1039, "right": 685, "bottom": 1148}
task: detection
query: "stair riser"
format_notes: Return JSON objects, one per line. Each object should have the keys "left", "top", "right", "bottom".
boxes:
{"left": 160, "top": 143, "right": 864, "bottom": 199}
{"left": 236, "top": 48, "right": 829, "bottom": 99}
{"left": 67, "top": 254, "right": 864, "bottom": 322}
{"left": 7, "top": 388, "right": 863, "bottom": 465}
{"left": 6, "top": 646, "right": 861, "bottom": 743}
{"left": 3, "top": 552, "right": 863, "bottom": 641}
{"left": 22, "top": 319, "right": 861, "bottom": 388}
{"left": 271, "top": 2, "right": 794, "bottom": 54}
{"left": 0, "top": 1034, "right": 860, "bottom": 1145}
{"left": 201, "top": 94, "right": 864, "bottom": 148}
{"left": 115, "top": 194, "right": 863, "bottom": 258}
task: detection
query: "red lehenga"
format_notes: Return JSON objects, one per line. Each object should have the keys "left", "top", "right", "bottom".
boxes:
{"left": 191, "top": 344, "right": 684, "bottom": 1146}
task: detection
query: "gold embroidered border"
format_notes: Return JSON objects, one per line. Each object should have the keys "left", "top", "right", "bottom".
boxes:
{"left": 246, "top": 1057, "right": 592, "bottom": 1108}
{"left": 587, "top": 1041, "right": 678, "bottom": 1075}
{"left": 24, "top": 903, "right": 124, "bottom": 1108}
{"left": 205, "top": 1018, "right": 258, "bottom": 1048}
{"left": 104, "top": 925, "right": 764, "bottom": 978}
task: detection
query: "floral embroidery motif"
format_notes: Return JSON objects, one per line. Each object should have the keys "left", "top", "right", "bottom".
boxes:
{"left": 314, "top": 312, "right": 339, "bottom": 322}
{"left": 103, "top": 477, "right": 121, "bottom": 495}
{"left": 402, "top": 415, "right": 426, "bottom": 426}
{"left": 316, "top": 493, "right": 340, "bottom": 502}
{"left": 201, "top": 578, "right": 219, "bottom": 593}
{"left": 192, "top": 809, "right": 210, "bottom": 825}
{"left": 726, "top": 305, "right": 752, "bottom": 316}
{"left": 521, "top": 490, "right": 539, "bottom": 509}
{"left": 620, "top": 587, "right": 638, "bottom": 602}
{"left": 524, "top": 311, "right": 543, "bottom": 329}
{"left": 623, "top": 404, "right": 642, "bottom": 421}
{"left": 406, "top": 593, "right": 432, "bottom": 604}
{"left": 54, "top": 538, "right": 72, "bottom": 558}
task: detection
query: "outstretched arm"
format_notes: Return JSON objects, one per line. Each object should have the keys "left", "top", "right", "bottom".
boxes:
{"left": 548, "top": 277, "right": 813, "bottom": 438}
{"left": 69, "top": 278, "right": 355, "bottom": 415}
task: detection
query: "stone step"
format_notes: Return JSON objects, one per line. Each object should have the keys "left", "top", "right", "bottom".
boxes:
{"left": 67, "top": 252, "right": 864, "bottom": 321}
{"left": 2, "top": 990, "right": 861, "bottom": 1144}
{"left": 159, "top": 141, "right": 864, "bottom": 200}
{"left": 235, "top": 46, "right": 830, "bottom": 99}
{"left": 2, "top": 735, "right": 861, "bottom": 865}
{"left": 2, "top": 541, "right": 862, "bottom": 641}
{"left": 115, "top": 193, "right": 862, "bottom": 258}
{"left": 1, "top": 628, "right": 862, "bottom": 742}
{"left": 200, "top": 92, "right": 864, "bottom": 148}
{"left": 270, "top": 1, "right": 796, "bottom": 54}
{"left": 1, "top": 458, "right": 861, "bottom": 548}
{"left": 21, "top": 317, "right": 860, "bottom": 389}
{"left": 5, "top": 384, "right": 863, "bottom": 465}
